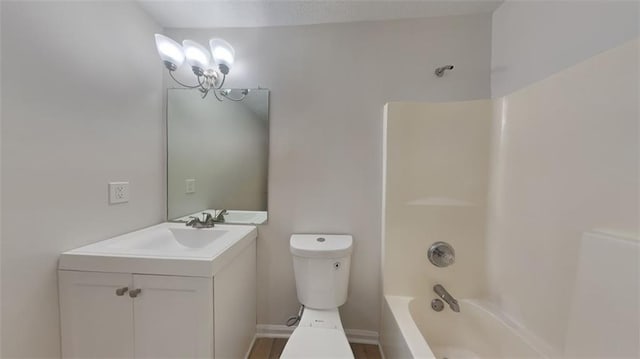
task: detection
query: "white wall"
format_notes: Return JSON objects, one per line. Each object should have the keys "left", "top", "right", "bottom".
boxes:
{"left": 491, "top": 0, "right": 640, "bottom": 97}
{"left": 166, "top": 14, "right": 492, "bottom": 332}
{"left": 488, "top": 1, "right": 639, "bottom": 352}
{"left": 0, "top": 2, "right": 164, "bottom": 357}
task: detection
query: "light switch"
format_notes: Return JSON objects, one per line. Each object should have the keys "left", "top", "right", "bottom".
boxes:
{"left": 185, "top": 179, "right": 196, "bottom": 194}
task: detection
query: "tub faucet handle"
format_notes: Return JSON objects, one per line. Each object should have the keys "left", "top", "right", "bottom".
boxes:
{"left": 428, "top": 242, "right": 455, "bottom": 267}
{"left": 433, "top": 284, "right": 460, "bottom": 312}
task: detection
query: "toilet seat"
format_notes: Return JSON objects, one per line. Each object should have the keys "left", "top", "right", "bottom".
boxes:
{"left": 280, "top": 327, "right": 353, "bottom": 359}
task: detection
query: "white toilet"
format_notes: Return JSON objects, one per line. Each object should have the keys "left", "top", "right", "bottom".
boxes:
{"left": 280, "top": 234, "right": 354, "bottom": 359}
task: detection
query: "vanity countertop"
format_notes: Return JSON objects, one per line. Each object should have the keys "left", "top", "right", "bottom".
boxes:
{"left": 59, "top": 222, "right": 257, "bottom": 277}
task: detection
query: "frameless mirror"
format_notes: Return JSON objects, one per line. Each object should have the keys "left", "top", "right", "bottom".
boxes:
{"left": 167, "top": 88, "right": 269, "bottom": 224}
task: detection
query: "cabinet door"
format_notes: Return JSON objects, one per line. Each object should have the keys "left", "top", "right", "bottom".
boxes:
{"left": 132, "top": 274, "right": 213, "bottom": 359}
{"left": 59, "top": 271, "right": 134, "bottom": 359}
{"left": 214, "top": 241, "right": 256, "bottom": 359}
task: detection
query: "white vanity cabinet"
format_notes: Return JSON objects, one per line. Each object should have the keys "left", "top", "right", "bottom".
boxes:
{"left": 59, "top": 272, "right": 213, "bottom": 358}
{"left": 132, "top": 275, "right": 214, "bottom": 358}
{"left": 59, "top": 272, "right": 136, "bottom": 358}
{"left": 58, "top": 223, "right": 257, "bottom": 359}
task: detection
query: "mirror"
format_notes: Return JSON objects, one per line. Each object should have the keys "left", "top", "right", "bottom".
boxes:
{"left": 167, "top": 88, "right": 269, "bottom": 224}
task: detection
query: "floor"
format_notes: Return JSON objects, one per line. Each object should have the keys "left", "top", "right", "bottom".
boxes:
{"left": 248, "top": 337, "right": 382, "bottom": 359}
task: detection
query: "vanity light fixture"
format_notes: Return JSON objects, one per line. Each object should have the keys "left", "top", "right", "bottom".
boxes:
{"left": 154, "top": 34, "right": 247, "bottom": 101}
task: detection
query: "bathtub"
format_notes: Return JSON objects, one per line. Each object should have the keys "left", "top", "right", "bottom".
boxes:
{"left": 381, "top": 296, "right": 545, "bottom": 359}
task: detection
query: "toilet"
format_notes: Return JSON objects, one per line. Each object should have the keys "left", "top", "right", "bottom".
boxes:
{"left": 280, "top": 234, "right": 354, "bottom": 359}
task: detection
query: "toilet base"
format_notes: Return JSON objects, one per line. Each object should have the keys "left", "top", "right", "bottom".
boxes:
{"left": 280, "top": 308, "right": 353, "bottom": 358}
{"left": 298, "top": 307, "right": 344, "bottom": 330}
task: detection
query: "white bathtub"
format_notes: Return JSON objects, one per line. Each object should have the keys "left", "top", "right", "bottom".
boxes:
{"left": 381, "top": 296, "right": 546, "bottom": 359}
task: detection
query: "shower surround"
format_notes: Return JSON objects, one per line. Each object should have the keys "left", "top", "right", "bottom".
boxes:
{"left": 381, "top": 39, "right": 639, "bottom": 358}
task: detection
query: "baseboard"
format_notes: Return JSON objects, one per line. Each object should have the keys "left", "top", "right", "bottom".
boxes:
{"left": 256, "top": 324, "right": 379, "bottom": 345}
{"left": 378, "top": 342, "right": 386, "bottom": 359}
{"left": 256, "top": 324, "right": 293, "bottom": 339}
{"left": 244, "top": 335, "right": 257, "bottom": 359}
{"left": 345, "top": 328, "right": 379, "bottom": 345}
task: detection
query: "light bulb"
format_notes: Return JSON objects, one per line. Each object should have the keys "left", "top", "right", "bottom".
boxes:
{"left": 209, "top": 38, "right": 235, "bottom": 75}
{"left": 182, "top": 40, "right": 211, "bottom": 76}
{"left": 154, "top": 34, "right": 184, "bottom": 70}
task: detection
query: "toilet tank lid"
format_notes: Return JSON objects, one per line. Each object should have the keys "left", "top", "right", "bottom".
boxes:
{"left": 290, "top": 234, "right": 353, "bottom": 258}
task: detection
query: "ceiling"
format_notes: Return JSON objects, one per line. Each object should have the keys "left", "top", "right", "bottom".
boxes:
{"left": 138, "top": 0, "right": 503, "bottom": 29}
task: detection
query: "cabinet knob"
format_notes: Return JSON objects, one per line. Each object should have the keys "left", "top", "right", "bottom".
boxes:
{"left": 115, "top": 287, "right": 129, "bottom": 296}
{"left": 129, "top": 288, "right": 142, "bottom": 298}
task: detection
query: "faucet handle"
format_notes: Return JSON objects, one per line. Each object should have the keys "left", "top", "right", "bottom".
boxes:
{"left": 214, "top": 209, "right": 227, "bottom": 222}
{"left": 186, "top": 216, "right": 199, "bottom": 226}
{"left": 428, "top": 242, "right": 455, "bottom": 267}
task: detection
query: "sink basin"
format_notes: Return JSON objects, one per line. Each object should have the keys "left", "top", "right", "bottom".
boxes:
{"left": 102, "top": 225, "right": 231, "bottom": 253}
{"left": 169, "top": 227, "right": 227, "bottom": 248}
{"left": 58, "top": 222, "right": 257, "bottom": 276}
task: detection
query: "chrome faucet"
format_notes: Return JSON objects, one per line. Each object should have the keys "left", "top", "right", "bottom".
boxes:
{"left": 433, "top": 284, "right": 460, "bottom": 312}
{"left": 186, "top": 213, "right": 216, "bottom": 228}
{"left": 213, "top": 209, "right": 227, "bottom": 222}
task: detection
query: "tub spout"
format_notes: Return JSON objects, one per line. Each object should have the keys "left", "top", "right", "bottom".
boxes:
{"left": 433, "top": 284, "right": 460, "bottom": 312}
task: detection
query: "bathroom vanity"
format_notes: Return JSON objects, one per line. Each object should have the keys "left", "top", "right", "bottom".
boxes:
{"left": 57, "top": 223, "right": 257, "bottom": 358}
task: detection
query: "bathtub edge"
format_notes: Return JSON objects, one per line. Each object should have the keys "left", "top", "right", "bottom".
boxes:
{"left": 382, "top": 295, "right": 436, "bottom": 359}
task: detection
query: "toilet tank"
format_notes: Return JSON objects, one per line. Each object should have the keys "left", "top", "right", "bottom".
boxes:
{"left": 290, "top": 234, "right": 353, "bottom": 309}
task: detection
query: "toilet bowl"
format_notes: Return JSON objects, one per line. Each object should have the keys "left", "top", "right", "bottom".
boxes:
{"left": 280, "top": 234, "right": 354, "bottom": 359}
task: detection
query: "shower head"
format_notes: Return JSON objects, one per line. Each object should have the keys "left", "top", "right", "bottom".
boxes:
{"left": 435, "top": 65, "right": 454, "bottom": 77}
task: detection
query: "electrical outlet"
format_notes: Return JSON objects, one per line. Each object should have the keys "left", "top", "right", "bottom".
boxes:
{"left": 109, "top": 182, "right": 129, "bottom": 204}
{"left": 185, "top": 179, "right": 196, "bottom": 194}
